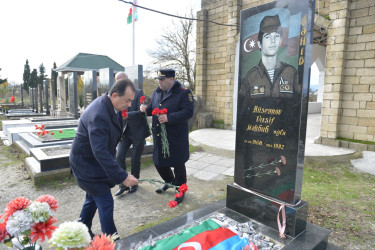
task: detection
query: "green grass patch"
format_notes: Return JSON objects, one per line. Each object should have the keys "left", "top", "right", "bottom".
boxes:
{"left": 49, "top": 129, "right": 76, "bottom": 139}
{"left": 337, "top": 137, "right": 375, "bottom": 145}
{"left": 302, "top": 158, "right": 375, "bottom": 248}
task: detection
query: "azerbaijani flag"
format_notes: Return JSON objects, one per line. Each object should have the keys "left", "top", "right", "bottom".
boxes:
{"left": 127, "top": 0, "right": 138, "bottom": 24}
{"left": 140, "top": 219, "right": 249, "bottom": 250}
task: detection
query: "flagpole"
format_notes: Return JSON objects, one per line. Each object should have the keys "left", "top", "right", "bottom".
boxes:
{"left": 132, "top": 3, "right": 135, "bottom": 66}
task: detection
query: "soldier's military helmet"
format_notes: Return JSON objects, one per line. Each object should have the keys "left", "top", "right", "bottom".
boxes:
{"left": 155, "top": 69, "right": 175, "bottom": 79}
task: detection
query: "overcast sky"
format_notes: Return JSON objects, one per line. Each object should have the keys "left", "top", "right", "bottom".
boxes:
{"left": 0, "top": 0, "right": 201, "bottom": 83}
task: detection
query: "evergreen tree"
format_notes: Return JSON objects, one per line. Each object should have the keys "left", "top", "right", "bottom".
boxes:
{"left": 51, "top": 62, "right": 58, "bottom": 96}
{"left": 38, "top": 63, "right": 45, "bottom": 85}
{"left": 23, "top": 60, "right": 31, "bottom": 91}
{"left": 30, "top": 69, "right": 38, "bottom": 88}
{"left": 0, "top": 68, "right": 7, "bottom": 85}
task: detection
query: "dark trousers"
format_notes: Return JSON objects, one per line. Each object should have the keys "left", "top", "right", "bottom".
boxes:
{"left": 79, "top": 191, "right": 117, "bottom": 236}
{"left": 115, "top": 136, "right": 145, "bottom": 180}
{"left": 155, "top": 164, "right": 187, "bottom": 186}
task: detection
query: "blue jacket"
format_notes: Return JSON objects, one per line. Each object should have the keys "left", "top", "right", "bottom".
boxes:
{"left": 123, "top": 89, "right": 150, "bottom": 141}
{"left": 146, "top": 81, "right": 194, "bottom": 166}
{"left": 69, "top": 94, "right": 128, "bottom": 196}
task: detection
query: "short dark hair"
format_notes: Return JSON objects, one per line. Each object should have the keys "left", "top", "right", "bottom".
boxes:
{"left": 109, "top": 79, "right": 135, "bottom": 96}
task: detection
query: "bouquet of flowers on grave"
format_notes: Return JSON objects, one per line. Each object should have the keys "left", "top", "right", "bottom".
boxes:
{"left": 139, "top": 179, "right": 188, "bottom": 208}
{"left": 140, "top": 96, "right": 152, "bottom": 136}
{"left": 0, "top": 195, "right": 58, "bottom": 249}
{"left": 245, "top": 155, "right": 286, "bottom": 178}
{"left": 152, "top": 108, "right": 170, "bottom": 158}
{"left": 48, "top": 221, "right": 117, "bottom": 250}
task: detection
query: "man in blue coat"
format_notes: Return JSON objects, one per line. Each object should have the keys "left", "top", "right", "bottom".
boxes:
{"left": 140, "top": 69, "right": 194, "bottom": 205}
{"left": 114, "top": 73, "right": 150, "bottom": 196}
{"left": 69, "top": 78, "right": 138, "bottom": 237}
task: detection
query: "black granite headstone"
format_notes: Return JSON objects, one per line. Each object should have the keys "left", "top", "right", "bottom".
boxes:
{"left": 83, "top": 70, "right": 98, "bottom": 108}
{"left": 98, "top": 68, "right": 114, "bottom": 96}
{"left": 125, "top": 65, "right": 143, "bottom": 89}
{"left": 235, "top": 0, "right": 313, "bottom": 205}
{"left": 68, "top": 72, "right": 79, "bottom": 119}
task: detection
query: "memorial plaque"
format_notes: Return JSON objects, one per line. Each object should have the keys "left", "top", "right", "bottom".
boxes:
{"left": 83, "top": 70, "right": 97, "bottom": 108}
{"left": 125, "top": 65, "right": 143, "bottom": 89}
{"left": 98, "top": 68, "right": 114, "bottom": 96}
{"left": 68, "top": 72, "right": 79, "bottom": 119}
{"left": 235, "top": 0, "right": 314, "bottom": 205}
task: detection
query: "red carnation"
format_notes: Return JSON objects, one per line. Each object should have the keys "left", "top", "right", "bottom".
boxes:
{"left": 1, "top": 197, "right": 31, "bottom": 221}
{"left": 140, "top": 96, "right": 145, "bottom": 104}
{"left": 280, "top": 155, "right": 287, "bottom": 166}
{"left": 121, "top": 109, "right": 128, "bottom": 118}
{"left": 175, "top": 192, "right": 184, "bottom": 198}
{"left": 152, "top": 108, "right": 160, "bottom": 115}
{"left": 160, "top": 108, "right": 168, "bottom": 115}
{"left": 0, "top": 222, "right": 8, "bottom": 242}
{"left": 178, "top": 183, "right": 188, "bottom": 193}
{"left": 50, "top": 132, "right": 54, "bottom": 135}
{"left": 58, "top": 130, "right": 62, "bottom": 133}
{"left": 41, "top": 124, "right": 45, "bottom": 129}
{"left": 36, "top": 195, "right": 58, "bottom": 212}
{"left": 167, "top": 200, "right": 177, "bottom": 208}
{"left": 10, "top": 96, "right": 15, "bottom": 102}
{"left": 30, "top": 217, "right": 58, "bottom": 243}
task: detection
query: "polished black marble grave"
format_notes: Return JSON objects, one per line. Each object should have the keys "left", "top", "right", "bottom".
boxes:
{"left": 226, "top": 183, "right": 308, "bottom": 237}
{"left": 117, "top": 199, "right": 333, "bottom": 250}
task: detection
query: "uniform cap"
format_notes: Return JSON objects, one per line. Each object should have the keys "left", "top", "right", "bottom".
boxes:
{"left": 155, "top": 69, "right": 175, "bottom": 79}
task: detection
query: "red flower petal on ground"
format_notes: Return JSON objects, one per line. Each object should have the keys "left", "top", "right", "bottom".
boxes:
{"left": 36, "top": 195, "right": 58, "bottom": 212}
{"left": 45, "top": 130, "right": 49, "bottom": 133}
{"left": 167, "top": 200, "right": 177, "bottom": 208}
{"left": 50, "top": 132, "right": 54, "bottom": 135}
{"left": 175, "top": 192, "right": 184, "bottom": 198}
{"left": 280, "top": 155, "right": 286, "bottom": 166}
{"left": 30, "top": 217, "right": 58, "bottom": 243}
{"left": 121, "top": 110, "right": 128, "bottom": 118}
{"left": 1, "top": 197, "right": 31, "bottom": 220}
{"left": 140, "top": 96, "right": 145, "bottom": 104}
{"left": 41, "top": 124, "right": 45, "bottom": 129}
{"left": 0, "top": 222, "right": 8, "bottom": 242}
{"left": 58, "top": 130, "right": 62, "bottom": 133}
{"left": 37, "top": 132, "right": 41, "bottom": 135}
{"left": 86, "top": 233, "right": 116, "bottom": 250}
{"left": 178, "top": 184, "right": 188, "bottom": 193}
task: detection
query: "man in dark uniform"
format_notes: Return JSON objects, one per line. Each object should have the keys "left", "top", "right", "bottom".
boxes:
{"left": 140, "top": 69, "right": 194, "bottom": 205}
{"left": 69, "top": 79, "right": 138, "bottom": 237}
{"left": 239, "top": 15, "right": 300, "bottom": 100}
{"left": 114, "top": 72, "right": 150, "bottom": 196}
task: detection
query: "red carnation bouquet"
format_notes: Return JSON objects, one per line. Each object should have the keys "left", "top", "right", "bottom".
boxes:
{"left": 140, "top": 96, "right": 152, "bottom": 136}
{"left": 152, "top": 108, "right": 170, "bottom": 158}
{"left": 0, "top": 195, "right": 58, "bottom": 249}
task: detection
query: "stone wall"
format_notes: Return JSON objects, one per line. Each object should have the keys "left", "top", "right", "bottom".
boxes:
{"left": 196, "top": 0, "right": 375, "bottom": 148}
{"left": 318, "top": 0, "right": 375, "bottom": 147}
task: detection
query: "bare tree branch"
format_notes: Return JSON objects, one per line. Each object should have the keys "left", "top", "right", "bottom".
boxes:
{"left": 147, "top": 9, "right": 196, "bottom": 92}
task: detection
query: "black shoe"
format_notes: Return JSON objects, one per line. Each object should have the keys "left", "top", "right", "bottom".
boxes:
{"left": 174, "top": 192, "right": 185, "bottom": 204}
{"left": 155, "top": 183, "right": 171, "bottom": 193}
{"left": 128, "top": 185, "right": 138, "bottom": 193}
{"left": 114, "top": 185, "right": 129, "bottom": 196}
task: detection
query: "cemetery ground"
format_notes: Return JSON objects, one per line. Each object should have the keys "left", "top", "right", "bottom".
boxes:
{"left": 0, "top": 123, "right": 374, "bottom": 249}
